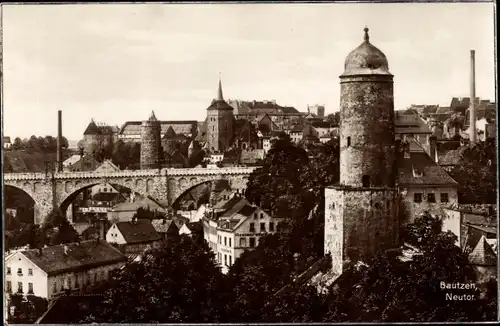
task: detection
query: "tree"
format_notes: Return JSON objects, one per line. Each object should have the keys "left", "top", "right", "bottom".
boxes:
{"left": 449, "top": 140, "right": 496, "bottom": 204}
{"left": 11, "top": 137, "right": 23, "bottom": 150}
{"left": 320, "top": 213, "right": 491, "bottom": 322}
{"left": 325, "top": 112, "right": 340, "bottom": 126}
{"left": 49, "top": 219, "right": 80, "bottom": 245}
{"left": 85, "top": 235, "right": 229, "bottom": 323}
{"left": 7, "top": 294, "right": 48, "bottom": 324}
{"left": 26, "top": 135, "right": 40, "bottom": 152}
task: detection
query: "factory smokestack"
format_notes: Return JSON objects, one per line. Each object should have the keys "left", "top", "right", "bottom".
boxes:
{"left": 469, "top": 50, "right": 477, "bottom": 144}
{"left": 57, "top": 110, "right": 63, "bottom": 172}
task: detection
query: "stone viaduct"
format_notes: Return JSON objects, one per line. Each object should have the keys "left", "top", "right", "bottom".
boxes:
{"left": 3, "top": 167, "right": 257, "bottom": 224}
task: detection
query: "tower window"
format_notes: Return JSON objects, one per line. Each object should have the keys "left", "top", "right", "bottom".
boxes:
{"left": 362, "top": 175, "right": 370, "bottom": 187}
{"left": 427, "top": 193, "right": 436, "bottom": 203}
{"left": 347, "top": 136, "right": 351, "bottom": 147}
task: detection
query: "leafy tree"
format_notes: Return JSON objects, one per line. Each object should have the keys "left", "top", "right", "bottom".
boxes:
{"left": 85, "top": 235, "right": 229, "bottom": 323}
{"left": 134, "top": 207, "right": 166, "bottom": 220}
{"left": 449, "top": 139, "right": 496, "bottom": 204}
{"left": 188, "top": 148, "right": 206, "bottom": 168}
{"left": 325, "top": 112, "right": 340, "bottom": 126}
{"left": 49, "top": 219, "right": 80, "bottom": 245}
{"left": 11, "top": 137, "right": 23, "bottom": 150}
{"left": 26, "top": 135, "right": 40, "bottom": 152}
{"left": 7, "top": 294, "right": 48, "bottom": 324}
{"left": 320, "top": 213, "right": 491, "bottom": 322}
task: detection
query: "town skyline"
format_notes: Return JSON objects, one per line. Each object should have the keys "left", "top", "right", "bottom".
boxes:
{"left": 2, "top": 3, "right": 496, "bottom": 140}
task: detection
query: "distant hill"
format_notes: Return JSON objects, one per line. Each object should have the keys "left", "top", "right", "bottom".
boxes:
{"left": 3, "top": 150, "right": 76, "bottom": 173}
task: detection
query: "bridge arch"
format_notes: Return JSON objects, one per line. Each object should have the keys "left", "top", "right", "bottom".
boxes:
{"left": 171, "top": 176, "right": 248, "bottom": 211}
{"left": 58, "top": 180, "right": 153, "bottom": 215}
{"left": 4, "top": 185, "right": 37, "bottom": 225}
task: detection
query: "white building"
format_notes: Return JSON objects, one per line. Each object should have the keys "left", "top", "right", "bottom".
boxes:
{"left": 215, "top": 203, "right": 283, "bottom": 274}
{"left": 4, "top": 240, "right": 126, "bottom": 300}
{"left": 106, "top": 218, "right": 163, "bottom": 254}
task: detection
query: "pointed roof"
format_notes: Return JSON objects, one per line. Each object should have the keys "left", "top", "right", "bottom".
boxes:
{"left": 468, "top": 235, "right": 497, "bottom": 266}
{"left": 163, "top": 126, "right": 176, "bottom": 139}
{"left": 148, "top": 111, "right": 158, "bottom": 122}
{"left": 207, "top": 77, "right": 234, "bottom": 111}
{"left": 217, "top": 75, "right": 224, "bottom": 101}
{"left": 83, "top": 119, "right": 100, "bottom": 135}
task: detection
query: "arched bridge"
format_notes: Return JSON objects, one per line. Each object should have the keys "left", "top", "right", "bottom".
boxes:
{"left": 3, "top": 167, "right": 257, "bottom": 224}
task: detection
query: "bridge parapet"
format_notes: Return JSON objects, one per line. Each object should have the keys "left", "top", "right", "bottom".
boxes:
{"left": 4, "top": 173, "right": 47, "bottom": 181}
{"left": 52, "top": 169, "right": 162, "bottom": 179}
{"left": 166, "top": 166, "right": 258, "bottom": 176}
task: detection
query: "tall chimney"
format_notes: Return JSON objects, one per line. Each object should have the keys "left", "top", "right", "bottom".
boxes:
{"left": 469, "top": 50, "right": 477, "bottom": 144}
{"left": 57, "top": 110, "right": 63, "bottom": 172}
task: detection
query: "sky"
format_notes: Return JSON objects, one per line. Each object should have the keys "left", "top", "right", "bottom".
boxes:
{"left": 1, "top": 2, "right": 496, "bottom": 141}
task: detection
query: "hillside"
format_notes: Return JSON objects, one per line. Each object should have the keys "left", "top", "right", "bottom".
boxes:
{"left": 3, "top": 150, "right": 75, "bottom": 173}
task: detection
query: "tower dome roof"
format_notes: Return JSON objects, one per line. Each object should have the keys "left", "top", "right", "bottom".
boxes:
{"left": 342, "top": 27, "right": 391, "bottom": 76}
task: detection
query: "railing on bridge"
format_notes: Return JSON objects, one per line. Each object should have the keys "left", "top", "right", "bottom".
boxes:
{"left": 3, "top": 166, "right": 258, "bottom": 181}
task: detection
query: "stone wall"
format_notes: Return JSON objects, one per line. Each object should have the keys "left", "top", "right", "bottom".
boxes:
{"left": 206, "top": 110, "right": 235, "bottom": 153}
{"left": 140, "top": 120, "right": 162, "bottom": 169}
{"left": 325, "top": 185, "right": 399, "bottom": 275}
{"left": 339, "top": 75, "right": 395, "bottom": 187}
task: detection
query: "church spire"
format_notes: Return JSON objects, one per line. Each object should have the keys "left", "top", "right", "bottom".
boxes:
{"left": 217, "top": 73, "right": 224, "bottom": 101}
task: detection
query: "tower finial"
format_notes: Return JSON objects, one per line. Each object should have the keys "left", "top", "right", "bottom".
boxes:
{"left": 149, "top": 110, "right": 157, "bottom": 121}
{"left": 364, "top": 26, "right": 369, "bottom": 42}
{"left": 217, "top": 73, "right": 224, "bottom": 101}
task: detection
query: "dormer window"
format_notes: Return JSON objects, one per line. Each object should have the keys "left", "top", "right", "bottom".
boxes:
{"left": 412, "top": 166, "right": 423, "bottom": 178}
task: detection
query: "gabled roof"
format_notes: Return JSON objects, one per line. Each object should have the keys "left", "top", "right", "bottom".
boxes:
{"left": 468, "top": 236, "right": 497, "bottom": 266}
{"left": 20, "top": 240, "right": 126, "bottom": 276}
{"left": 163, "top": 126, "right": 176, "bottom": 139}
{"left": 94, "top": 160, "right": 120, "bottom": 172}
{"left": 4, "top": 136, "right": 11, "bottom": 143}
{"left": 151, "top": 219, "right": 179, "bottom": 233}
{"left": 437, "top": 149, "right": 462, "bottom": 166}
{"left": 83, "top": 120, "right": 100, "bottom": 135}
{"left": 397, "top": 149, "right": 458, "bottom": 186}
{"left": 114, "top": 219, "right": 161, "bottom": 244}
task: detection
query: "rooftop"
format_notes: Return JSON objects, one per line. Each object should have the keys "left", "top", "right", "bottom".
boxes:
{"left": 114, "top": 219, "right": 162, "bottom": 244}
{"left": 19, "top": 240, "right": 126, "bottom": 276}
{"left": 397, "top": 150, "right": 458, "bottom": 186}
{"left": 468, "top": 235, "right": 497, "bottom": 266}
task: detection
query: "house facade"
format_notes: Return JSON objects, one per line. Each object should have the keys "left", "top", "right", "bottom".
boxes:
{"left": 5, "top": 241, "right": 126, "bottom": 300}
{"left": 106, "top": 218, "right": 163, "bottom": 254}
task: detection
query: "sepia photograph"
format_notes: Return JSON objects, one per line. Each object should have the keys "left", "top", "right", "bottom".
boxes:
{"left": 1, "top": 1, "right": 498, "bottom": 324}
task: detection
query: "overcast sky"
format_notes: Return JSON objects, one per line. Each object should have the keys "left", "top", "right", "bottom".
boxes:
{"left": 2, "top": 3, "right": 496, "bottom": 141}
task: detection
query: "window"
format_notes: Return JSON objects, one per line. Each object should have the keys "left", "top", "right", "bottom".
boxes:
{"left": 347, "top": 136, "right": 351, "bottom": 147}
{"left": 249, "top": 223, "right": 255, "bottom": 233}
{"left": 101, "top": 271, "right": 105, "bottom": 281}
{"left": 75, "top": 275, "right": 79, "bottom": 289}
{"left": 53, "top": 282, "right": 57, "bottom": 293}
{"left": 260, "top": 223, "right": 266, "bottom": 232}
{"left": 6, "top": 281, "right": 12, "bottom": 293}
{"left": 224, "top": 237, "right": 227, "bottom": 246}
{"left": 17, "top": 282, "right": 23, "bottom": 293}
{"left": 362, "top": 175, "right": 371, "bottom": 187}
{"left": 240, "top": 238, "right": 246, "bottom": 247}
{"left": 414, "top": 193, "right": 422, "bottom": 203}
{"left": 440, "top": 193, "right": 449, "bottom": 203}
{"left": 95, "top": 274, "right": 98, "bottom": 283}
{"left": 253, "top": 213, "right": 257, "bottom": 219}
{"left": 229, "top": 256, "right": 232, "bottom": 266}
{"left": 260, "top": 213, "right": 264, "bottom": 219}
{"left": 7, "top": 267, "right": 11, "bottom": 275}
{"left": 224, "top": 254, "right": 227, "bottom": 266}
{"left": 229, "top": 238, "right": 232, "bottom": 247}
{"left": 269, "top": 222, "right": 275, "bottom": 232}
{"left": 28, "top": 283, "right": 34, "bottom": 294}
{"left": 28, "top": 269, "right": 33, "bottom": 276}
{"left": 427, "top": 193, "right": 436, "bottom": 203}
{"left": 249, "top": 237, "right": 256, "bottom": 248}
{"left": 17, "top": 268, "right": 23, "bottom": 276}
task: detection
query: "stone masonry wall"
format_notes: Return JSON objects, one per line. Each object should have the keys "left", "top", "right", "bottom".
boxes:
{"left": 325, "top": 185, "right": 399, "bottom": 274}
{"left": 206, "top": 109, "right": 234, "bottom": 153}
{"left": 140, "top": 120, "right": 162, "bottom": 169}
{"left": 339, "top": 75, "right": 395, "bottom": 187}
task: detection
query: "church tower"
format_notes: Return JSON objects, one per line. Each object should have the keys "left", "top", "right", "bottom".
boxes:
{"left": 205, "top": 77, "right": 235, "bottom": 153}
{"left": 140, "top": 111, "right": 162, "bottom": 169}
{"left": 324, "top": 27, "right": 399, "bottom": 276}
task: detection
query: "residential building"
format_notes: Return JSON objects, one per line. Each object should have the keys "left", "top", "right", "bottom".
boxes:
{"left": 107, "top": 196, "right": 167, "bottom": 223}
{"left": 62, "top": 154, "right": 99, "bottom": 172}
{"left": 4, "top": 136, "right": 12, "bottom": 149}
{"left": 216, "top": 203, "right": 283, "bottom": 274}
{"left": 394, "top": 111, "right": 433, "bottom": 153}
{"left": 81, "top": 119, "right": 118, "bottom": 156}
{"left": 397, "top": 140, "right": 459, "bottom": 223}
{"left": 4, "top": 240, "right": 126, "bottom": 300}
{"left": 151, "top": 219, "right": 180, "bottom": 241}
{"left": 118, "top": 120, "right": 198, "bottom": 142}
{"left": 106, "top": 218, "right": 163, "bottom": 254}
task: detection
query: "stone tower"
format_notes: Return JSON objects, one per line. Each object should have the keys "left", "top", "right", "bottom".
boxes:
{"left": 324, "top": 27, "right": 399, "bottom": 276}
{"left": 206, "top": 77, "right": 235, "bottom": 153}
{"left": 140, "top": 111, "right": 162, "bottom": 169}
